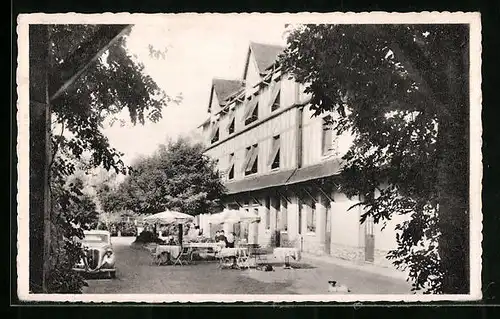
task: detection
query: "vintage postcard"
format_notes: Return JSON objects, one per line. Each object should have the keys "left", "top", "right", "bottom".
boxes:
{"left": 16, "top": 12, "right": 482, "bottom": 303}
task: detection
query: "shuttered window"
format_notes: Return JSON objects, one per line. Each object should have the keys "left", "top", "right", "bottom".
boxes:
{"left": 243, "top": 95, "right": 259, "bottom": 125}
{"left": 210, "top": 122, "right": 220, "bottom": 144}
{"left": 243, "top": 144, "right": 258, "bottom": 175}
{"left": 226, "top": 111, "right": 235, "bottom": 135}
{"left": 267, "top": 135, "right": 280, "bottom": 170}
{"left": 269, "top": 81, "right": 281, "bottom": 112}
{"left": 226, "top": 153, "right": 235, "bottom": 180}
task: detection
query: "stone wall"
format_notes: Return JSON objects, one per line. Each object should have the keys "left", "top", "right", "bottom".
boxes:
{"left": 329, "top": 242, "right": 365, "bottom": 264}
{"left": 301, "top": 234, "right": 326, "bottom": 256}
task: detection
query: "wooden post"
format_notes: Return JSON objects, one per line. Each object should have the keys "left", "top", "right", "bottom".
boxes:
{"left": 296, "top": 106, "right": 303, "bottom": 169}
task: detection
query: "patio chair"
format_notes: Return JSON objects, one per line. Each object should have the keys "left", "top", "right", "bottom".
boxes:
{"left": 173, "top": 246, "right": 193, "bottom": 266}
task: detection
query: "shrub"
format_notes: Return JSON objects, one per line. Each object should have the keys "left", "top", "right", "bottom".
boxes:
{"left": 134, "top": 230, "right": 164, "bottom": 244}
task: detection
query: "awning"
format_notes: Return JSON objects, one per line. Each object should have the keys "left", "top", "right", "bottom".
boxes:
{"left": 224, "top": 169, "right": 296, "bottom": 195}
{"left": 286, "top": 159, "right": 342, "bottom": 186}
{"left": 223, "top": 159, "right": 343, "bottom": 195}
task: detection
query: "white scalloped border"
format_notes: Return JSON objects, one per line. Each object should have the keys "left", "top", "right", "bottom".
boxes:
{"left": 16, "top": 11, "right": 482, "bottom": 303}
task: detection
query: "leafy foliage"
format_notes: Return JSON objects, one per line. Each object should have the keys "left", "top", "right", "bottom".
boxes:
{"left": 104, "top": 137, "right": 226, "bottom": 216}
{"left": 280, "top": 24, "right": 468, "bottom": 293}
{"left": 45, "top": 25, "right": 178, "bottom": 293}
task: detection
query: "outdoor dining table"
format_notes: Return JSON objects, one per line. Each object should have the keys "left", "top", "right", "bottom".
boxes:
{"left": 184, "top": 242, "right": 223, "bottom": 259}
{"left": 273, "top": 247, "right": 301, "bottom": 269}
{"left": 218, "top": 247, "right": 249, "bottom": 269}
{"left": 155, "top": 245, "right": 182, "bottom": 265}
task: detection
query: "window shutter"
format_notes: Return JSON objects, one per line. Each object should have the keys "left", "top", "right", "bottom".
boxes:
{"left": 242, "top": 147, "right": 254, "bottom": 173}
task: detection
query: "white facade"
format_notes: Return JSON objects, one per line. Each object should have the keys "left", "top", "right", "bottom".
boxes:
{"left": 199, "top": 43, "right": 401, "bottom": 267}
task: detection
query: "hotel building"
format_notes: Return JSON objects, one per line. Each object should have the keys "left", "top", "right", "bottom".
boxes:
{"left": 198, "top": 42, "right": 404, "bottom": 267}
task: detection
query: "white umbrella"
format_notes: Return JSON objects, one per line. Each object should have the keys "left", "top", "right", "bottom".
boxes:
{"left": 143, "top": 210, "right": 194, "bottom": 225}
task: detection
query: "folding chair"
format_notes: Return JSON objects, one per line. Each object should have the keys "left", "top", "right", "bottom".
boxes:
{"left": 173, "top": 247, "right": 192, "bottom": 266}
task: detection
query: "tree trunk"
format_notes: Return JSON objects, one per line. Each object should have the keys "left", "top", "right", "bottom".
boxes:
{"left": 29, "top": 25, "right": 51, "bottom": 293}
{"left": 436, "top": 25, "right": 470, "bottom": 294}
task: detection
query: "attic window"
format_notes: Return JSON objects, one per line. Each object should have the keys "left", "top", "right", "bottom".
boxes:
{"left": 210, "top": 123, "right": 220, "bottom": 144}
{"left": 243, "top": 96, "right": 259, "bottom": 126}
{"left": 269, "top": 81, "right": 281, "bottom": 112}
{"left": 271, "top": 91, "right": 280, "bottom": 112}
{"left": 228, "top": 116, "right": 235, "bottom": 134}
{"left": 245, "top": 103, "right": 258, "bottom": 125}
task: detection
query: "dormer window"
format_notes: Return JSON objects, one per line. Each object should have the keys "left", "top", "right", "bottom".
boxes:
{"left": 271, "top": 91, "right": 280, "bottom": 111}
{"left": 210, "top": 124, "right": 220, "bottom": 144}
{"left": 228, "top": 116, "right": 235, "bottom": 134}
{"left": 269, "top": 81, "right": 281, "bottom": 112}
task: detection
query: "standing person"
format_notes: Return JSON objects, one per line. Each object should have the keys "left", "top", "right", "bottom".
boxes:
{"left": 226, "top": 232, "right": 235, "bottom": 248}
{"left": 219, "top": 230, "right": 227, "bottom": 243}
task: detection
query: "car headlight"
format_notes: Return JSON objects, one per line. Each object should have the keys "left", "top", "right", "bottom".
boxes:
{"left": 105, "top": 249, "right": 113, "bottom": 257}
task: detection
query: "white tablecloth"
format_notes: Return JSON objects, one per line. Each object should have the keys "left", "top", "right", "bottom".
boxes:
{"left": 156, "top": 245, "right": 181, "bottom": 258}
{"left": 273, "top": 248, "right": 301, "bottom": 261}
{"left": 184, "top": 242, "right": 223, "bottom": 253}
{"left": 218, "top": 247, "right": 248, "bottom": 258}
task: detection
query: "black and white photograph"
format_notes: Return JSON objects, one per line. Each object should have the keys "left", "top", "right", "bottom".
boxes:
{"left": 16, "top": 12, "right": 482, "bottom": 302}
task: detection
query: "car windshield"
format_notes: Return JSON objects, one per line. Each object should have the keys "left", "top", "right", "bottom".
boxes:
{"left": 83, "top": 234, "right": 109, "bottom": 243}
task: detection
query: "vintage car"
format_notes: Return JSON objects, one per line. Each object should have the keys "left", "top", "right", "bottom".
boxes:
{"left": 73, "top": 230, "right": 116, "bottom": 278}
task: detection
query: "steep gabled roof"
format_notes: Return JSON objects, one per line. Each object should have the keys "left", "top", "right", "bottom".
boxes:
{"left": 213, "top": 78, "right": 244, "bottom": 105}
{"left": 208, "top": 78, "right": 244, "bottom": 112}
{"left": 247, "top": 42, "right": 285, "bottom": 75}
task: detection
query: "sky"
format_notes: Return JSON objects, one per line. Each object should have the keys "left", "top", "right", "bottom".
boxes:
{"left": 103, "top": 20, "right": 288, "bottom": 165}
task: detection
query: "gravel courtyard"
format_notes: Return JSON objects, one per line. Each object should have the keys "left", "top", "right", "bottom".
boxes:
{"left": 82, "top": 236, "right": 412, "bottom": 295}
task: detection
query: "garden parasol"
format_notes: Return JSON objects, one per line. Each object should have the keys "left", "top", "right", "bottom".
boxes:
{"left": 143, "top": 210, "right": 194, "bottom": 225}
